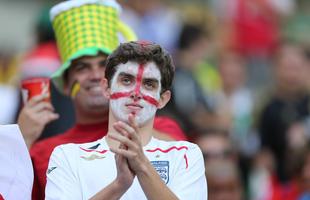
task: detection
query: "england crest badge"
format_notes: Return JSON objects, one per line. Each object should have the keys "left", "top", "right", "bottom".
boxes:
{"left": 151, "top": 161, "right": 169, "bottom": 184}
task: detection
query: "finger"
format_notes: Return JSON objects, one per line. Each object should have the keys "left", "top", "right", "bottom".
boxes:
{"left": 119, "top": 142, "right": 128, "bottom": 150}
{"left": 108, "top": 133, "right": 137, "bottom": 150}
{"left": 38, "top": 111, "right": 59, "bottom": 123}
{"left": 110, "top": 146, "right": 136, "bottom": 158}
{"left": 128, "top": 113, "right": 138, "bottom": 131}
{"left": 113, "top": 123, "right": 130, "bottom": 138}
{"left": 27, "top": 93, "right": 49, "bottom": 107}
{"left": 31, "top": 102, "right": 55, "bottom": 113}
{"left": 113, "top": 122, "right": 132, "bottom": 137}
{"left": 46, "top": 112, "right": 59, "bottom": 122}
{"left": 113, "top": 124, "right": 131, "bottom": 151}
{"left": 114, "top": 121, "right": 140, "bottom": 143}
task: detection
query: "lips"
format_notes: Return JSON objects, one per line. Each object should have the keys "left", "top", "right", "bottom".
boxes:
{"left": 126, "top": 103, "right": 143, "bottom": 111}
{"left": 86, "top": 85, "right": 103, "bottom": 95}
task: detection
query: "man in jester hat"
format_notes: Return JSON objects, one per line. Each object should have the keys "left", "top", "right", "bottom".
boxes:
{"left": 19, "top": 1, "right": 187, "bottom": 199}
{"left": 45, "top": 40, "right": 207, "bottom": 199}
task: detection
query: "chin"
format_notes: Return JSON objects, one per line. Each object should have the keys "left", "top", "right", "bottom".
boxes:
{"left": 84, "top": 103, "right": 108, "bottom": 115}
{"left": 87, "top": 97, "right": 109, "bottom": 107}
{"left": 134, "top": 114, "right": 151, "bottom": 126}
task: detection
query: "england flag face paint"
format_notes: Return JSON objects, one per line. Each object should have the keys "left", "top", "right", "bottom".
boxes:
{"left": 110, "top": 61, "right": 162, "bottom": 125}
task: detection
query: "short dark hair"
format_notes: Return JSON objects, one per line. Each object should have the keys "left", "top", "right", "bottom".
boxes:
{"left": 178, "top": 23, "right": 209, "bottom": 50}
{"left": 105, "top": 41, "right": 175, "bottom": 93}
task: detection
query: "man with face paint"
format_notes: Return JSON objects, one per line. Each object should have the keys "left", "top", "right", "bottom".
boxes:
{"left": 25, "top": 1, "right": 187, "bottom": 199}
{"left": 45, "top": 41, "right": 207, "bottom": 199}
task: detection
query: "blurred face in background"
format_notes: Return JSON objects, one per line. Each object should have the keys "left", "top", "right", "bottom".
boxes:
{"left": 64, "top": 54, "right": 109, "bottom": 121}
{"left": 196, "top": 133, "right": 235, "bottom": 166}
{"left": 206, "top": 160, "right": 243, "bottom": 200}
{"left": 178, "top": 33, "right": 210, "bottom": 70}
{"left": 274, "top": 44, "right": 309, "bottom": 95}
{"left": 190, "top": 36, "right": 210, "bottom": 68}
{"left": 120, "top": 0, "right": 160, "bottom": 16}
{"left": 218, "top": 52, "right": 246, "bottom": 94}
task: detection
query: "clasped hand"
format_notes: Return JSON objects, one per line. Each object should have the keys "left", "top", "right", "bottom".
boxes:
{"left": 108, "top": 114, "right": 149, "bottom": 189}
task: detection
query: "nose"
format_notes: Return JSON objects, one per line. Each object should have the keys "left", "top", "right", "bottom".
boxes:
{"left": 89, "top": 66, "right": 105, "bottom": 81}
{"left": 130, "top": 90, "right": 142, "bottom": 101}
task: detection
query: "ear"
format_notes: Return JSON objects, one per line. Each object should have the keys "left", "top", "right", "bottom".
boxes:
{"left": 157, "top": 90, "right": 171, "bottom": 109}
{"left": 101, "top": 78, "right": 111, "bottom": 99}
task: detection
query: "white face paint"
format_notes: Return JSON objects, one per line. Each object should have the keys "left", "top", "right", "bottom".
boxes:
{"left": 109, "top": 61, "right": 162, "bottom": 126}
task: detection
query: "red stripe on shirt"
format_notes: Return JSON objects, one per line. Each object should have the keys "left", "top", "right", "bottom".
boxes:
{"left": 0, "top": 194, "right": 4, "bottom": 200}
{"left": 146, "top": 146, "right": 188, "bottom": 153}
{"left": 79, "top": 147, "right": 108, "bottom": 154}
{"left": 184, "top": 154, "right": 188, "bottom": 169}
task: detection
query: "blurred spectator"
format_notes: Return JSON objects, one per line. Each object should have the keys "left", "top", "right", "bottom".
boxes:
{"left": 233, "top": 0, "right": 280, "bottom": 91}
{"left": 0, "top": 52, "right": 20, "bottom": 124}
{"left": 213, "top": 50, "right": 258, "bottom": 156}
{"left": 195, "top": 128, "right": 237, "bottom": 165}
{"left": 159, "top": 23, "right": 215, "bottom": 136}
{"left": 282, "top": 0, "right": 310, "bottom": 46}
{"left": 0, "top": 52, "right": 19, "bottom": 85}
{"left": 194, "top": 128, "right": 249, "bottom": 199}
{"left": 209, "top": 0, "right": 295, "bottom": 92}
{"left": 193, "top": 62, "right": 221, "bottom": 100}
{"left": 206, "top": 159, "right": 244, "bottom": 200}
{"left": 258, "top": 41, "right": 310, "bottom": 184}
{"left": 250, "top": 143, "right": 310, "bottom": 200}
{"left": 291, "top": 143, "right": 310, "bottom": 199}
{"left": 120, "top": 0, "right": 182, "bottom": 52}
{"left": 248, "top": 149, "right": 277, "bottom": 200}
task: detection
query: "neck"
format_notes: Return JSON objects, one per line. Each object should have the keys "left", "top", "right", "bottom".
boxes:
{"left": 106, "top": 112, "right": 154, "bottom": 149}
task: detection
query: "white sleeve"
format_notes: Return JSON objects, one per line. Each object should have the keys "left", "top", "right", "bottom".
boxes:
{"left": 170, "top": 144, "right": 208, "bottom": 200}
{"left": 45, "top": 145, "right": 82, "bottom": 200}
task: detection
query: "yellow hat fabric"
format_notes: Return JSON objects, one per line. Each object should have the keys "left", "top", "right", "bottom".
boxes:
{"left": 50, "top": 0, "right": 137, "bottom": 92}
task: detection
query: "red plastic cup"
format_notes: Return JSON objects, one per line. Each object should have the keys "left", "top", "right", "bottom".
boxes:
{"left": 21, "top": 77, "right": 50, "bottom": 103}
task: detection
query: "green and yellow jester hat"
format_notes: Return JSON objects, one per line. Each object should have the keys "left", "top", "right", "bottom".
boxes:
{"left": 50, "top": 0, "right": 137, "bottom": 92}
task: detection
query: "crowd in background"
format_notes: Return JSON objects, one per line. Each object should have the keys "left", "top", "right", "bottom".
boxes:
{"left": 2, "top": 0, "right": 310, "bottom": 199}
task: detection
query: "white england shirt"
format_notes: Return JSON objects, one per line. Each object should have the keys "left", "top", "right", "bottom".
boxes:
{"left": 45, "top": 137, "right": 207, "bottom": 200}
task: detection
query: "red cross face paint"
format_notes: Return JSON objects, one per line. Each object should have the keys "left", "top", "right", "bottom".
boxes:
{"left": 110, "top": 61, "right": 162, "bottom": 125}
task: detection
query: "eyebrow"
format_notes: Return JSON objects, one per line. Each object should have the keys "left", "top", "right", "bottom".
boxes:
{"left": 118, "top": 72, "right": 135, "bottom": 77}
{"left": 99, "top": 59, "right": 107, "bottom": 66}
{"left": 118, "top": 70, "right": 160, "bottom": 82}
{"left": 72, "top": 60, "right": 88, "bottom": 66}
{"left": 71, "top": 61, "right": 90, "bottom": 70}
{"left": 143, "top": 78, "right": 159, "bottom": 83}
